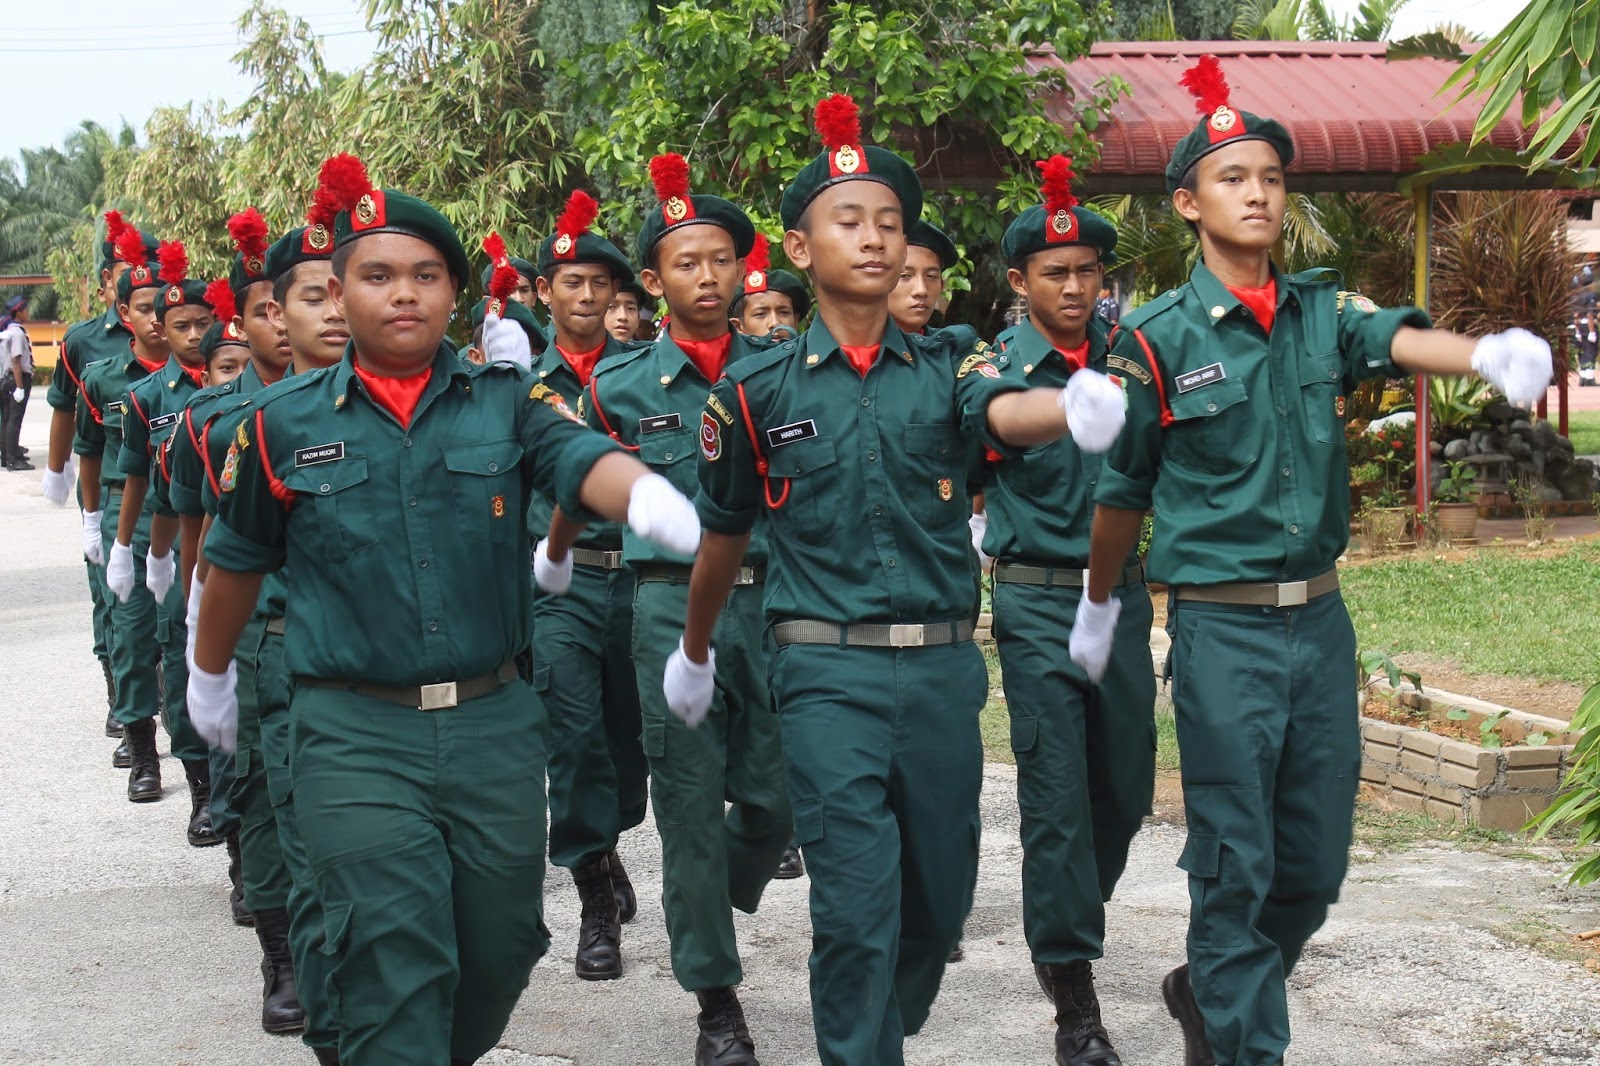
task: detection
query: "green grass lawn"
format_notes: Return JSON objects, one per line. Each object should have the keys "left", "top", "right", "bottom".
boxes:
{"left": 1561, "top": 410, "right": 1600, "bottom": 457}
{"left": 1341, "top": 540, "right": 1600, "bottom": 685}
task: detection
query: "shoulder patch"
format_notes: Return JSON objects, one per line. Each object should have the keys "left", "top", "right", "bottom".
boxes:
{"left": 956, "top": 350, "right": 1000, "bottom": 379}
{"left": 1336, "top": 290, "right": 1378, "bottom": 314}
{"left": 530, "top": 381, "right": 580, "bottom": 422}
{"left": 1106, "top": 353, "right": 1152, "bottom": 385}
{"left": 706, "top": 391, "right": 736, "bottom": 426}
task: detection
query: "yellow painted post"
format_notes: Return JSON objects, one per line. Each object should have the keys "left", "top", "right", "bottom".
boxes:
{"left": 1413, "top": 184, "right": 1432, "bottom": 517}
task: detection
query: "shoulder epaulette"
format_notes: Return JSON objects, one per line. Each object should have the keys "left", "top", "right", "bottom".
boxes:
{"left": 1288, "top": 266, "right": 1341, "bottom": 287}
{"left": 251, "top": 366, "right": 330, "bottom": 411}
{"left": 1119, "top": 289, "right": 1188, "bottom": 331}
{"left": 916, "top": 323, "right": 981, "bottom": 359}
{"left": 591, "top": 343, "right": 652, "bottom": 379}
{"left": 723, "top": 338, "right": 799, "bottom": 385}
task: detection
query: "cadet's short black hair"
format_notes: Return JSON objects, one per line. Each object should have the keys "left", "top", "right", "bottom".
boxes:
{"left": 330, "top": 242, "right": 354, "bottom": 283}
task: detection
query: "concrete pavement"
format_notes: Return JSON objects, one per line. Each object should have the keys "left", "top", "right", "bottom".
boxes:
{"left": 2, "top": 393, "right": 1599, "bottom": 1066}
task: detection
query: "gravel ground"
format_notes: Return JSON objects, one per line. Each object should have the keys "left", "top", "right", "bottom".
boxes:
{"left": 2, "top": 396, "right": 1598, "bottom": 1066}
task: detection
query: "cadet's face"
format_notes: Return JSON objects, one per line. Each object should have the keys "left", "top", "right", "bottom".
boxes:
{"left": 328, "top": 233, "right": 456, "bottom": 373}
{"left": 121, "top": 289, "right": 167, "bottom": 354}
{"left": 538, "top": 264, "right": 616, "bottom": 351}
{"left": 644, "top": 225, "right": 740, "bottom": 339}
{"left": 786, "top": 182, "right": 906, "bottom": 301}
{"left": 1010, "top": 245, "right": 1102, "bottom": 345}
{"left": 103, "top": 263, "right": 128, "bottom": 306}
{"left": 1174, "top": 139, "right": 1286, "bottom": 253}
{"left": 272, "top": 261, "right": 350, "bottom": 371}
{"left": 606, "top": 293, "right": 641, "bottom": 342}
{"left": 888, "top": 244, "right": 944, "bottom": 332}
{"left": 732, "top": 291, "right": 797, "bottom": 337}
{"left": 161, "top": 304, "right": 216, "bottom": 365}
{"left": 237, "top": 280, "right": 291, "bottom": 375}
{"left": 203, "top": 349, "right": 249, "bottom": 386}
{"left": 512, "top": 272, "right": 535, "bottom": 306}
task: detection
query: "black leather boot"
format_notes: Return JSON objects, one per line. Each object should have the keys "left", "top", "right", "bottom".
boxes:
{"left": 111, "top": 735, "right": 131, "bottom": 768}
{"left": 102, "top": 660, "right": 121, "bottom": 737}
{"left": 227, "top": 831, "right": 254, "bottom": 926}
{"left": 608, "top": 848, "right": 637, "bottom": 924}
{"left": 694, "top": 987, "right": 759, "bottom": 1066}
{"left": 1043, "top": 961, "right": 1122, "bottom": 1066}
{"left": 774, "top": 842, "right": 805, "bottom": 880}
{"left": 572, "top": 854, "right": 622, "bottom": 980}
{"left": 125, "top": 717, "right": 162, "bottom": 802}
{"left": 312, "top": 1049, "right": 340, "bottom": 1065}
{"left": 183, "top": 759, "right": 222, "bottom": 846}
{"left": 254, "top": 907, "right": 306, "bottom": 1033}
{"left": 949, "top": 940, "right": 964, "bottom": 963}
{"left": 1161, "top": 964, "right": 1216, "bottom": 1066}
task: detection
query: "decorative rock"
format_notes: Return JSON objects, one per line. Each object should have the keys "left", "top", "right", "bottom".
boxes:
{"left": 1443, "top": 438, "right": 1472, "bottom": 460}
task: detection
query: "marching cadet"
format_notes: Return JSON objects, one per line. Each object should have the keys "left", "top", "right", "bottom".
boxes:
{"left": 466, "top": 233, "right": 548, "bottom": 367}
{"left": 74, "top": 230, "right": 197, "bottom": 804}
{"left": 109, "top": 240, "right": 216, "bottom": 841}
{"left": 529, "top": 190, "right": 649, "bottom": 980}
{"left": 546, "top": 153, "right": 790, "bottom": 1065}
{"left": 605, "top": 277, "right": 654, "bottom": 344}
{"left": 43, "top": 214, "right": 160, "bottom": 746}
{"left": 888, "top": 219, "right": 956, "bottom": 334}
{"left": 188, "top": 153, "right": 701, "bottom": 1066}
{"left": 480, "top": 250, "right": 538, "bottom": 307}
{"left": 1075, "top": 56, "right": 1553, "bottom": 1066}
{"left": 728, "top": 233, "right": 808, "bottom": 343}
{"left": 978, "top": 156, "right": 1154, "bottom": 1066}
{"left": 665, "top": 94, "right": 1128, "bottom": 1066}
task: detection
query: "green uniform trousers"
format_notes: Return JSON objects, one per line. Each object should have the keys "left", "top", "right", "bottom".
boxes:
{"left": 87, "top": 557, "right": 112, "bottom": 665}
{"left": 259, "top": 628, "right": 337, "bottom": 1052}
{"left": 1168, "top": 590, "right": 1359, "bottom": 1066}
{"left": 100, "top": 490, "right": 206, "bottom": 761}
{"left": 535, "top": 565, "right": 648, "bottom": 870}
{"left": 290, "top": 681, "right": 553, "bottom": 1066}
{"left": 771, "top": 640, "right": 986, "bottom": 1066}
{"left": 632, "top": 578, "right": 791, "bottom": 992}
{"left": 229, "top": 614, "right": 292, "bottom": 911}
{"left": 207, "top": 747, "right": 239, "bottom": 837}
{"left": 994, "top": 579, "right": 1156, "bottom": 964}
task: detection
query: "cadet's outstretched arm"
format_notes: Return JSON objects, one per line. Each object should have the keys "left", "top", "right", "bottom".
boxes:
{"left": 1391, "top": 326, "right": 1551, "bottom": 407}
{"left": 1085, "top": 505, "right": 1145, "bottom": 604}
{"left": 79, "top": 454, "right": 103, "bottom": 513}
{"left": 577, "top": 452, "right": 653, "bottom": 520}
{"left": 543, "top": 505, "right": 588, "bottom": 561}
{"left": 193, "top": 566, "right": 265, "bottom": 674}
{"left": 682, "top": 530, "right": 751, "bottom": 663}
{"left": 115, "top": 474, "right": 148, "bottom": 547}
{"left": 985, "top": 389, "right": 1068, "bottom": 447}
{"left": 1389, "top": 328, "right": 1475, "bottom": 376}
{"left": 149, "top": 512, "right": 178, "bottom": 559}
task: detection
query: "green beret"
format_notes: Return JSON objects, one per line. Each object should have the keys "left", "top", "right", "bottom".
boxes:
{"left": 200, "top": 319, "right": 251, "bottom": 360}
{"left": 479, "top": 256, "right": 535, "bottom": 291}
{"left": 730, "top": 269, "right": 810, "bottom": 322}
{"left": 115, "top": 261, "right": 163, "bottom": 304}
{"left": 470, "top": 296, "right": 548, "bottom": 353}
{"left": 1165, "top": 57, "right": 1294, "bottom": 196}
{"left": 333, "top": 188, "right": 471, "bottom": 290}
{"left": 101, "top": 230, "right": 159, "bottom": 273}
{"left": 1000, "top": 205, "right": 1118, "bottom": 267}
{"left": 635, "top": 194, "right": 756, "bottom": 264}
{"left": 907, "top": 221, "right": 958, "bottom": 270}
{"left": 156, "top": 279, "right": 212, "bottom": 319}
{"left": 230, "top": 254, "right": 272, "bottom": 300}
{"left": 781, "top": 144, "right": 921, "bottom": 232}
{"left": 265, "top": 226, "right": 335, "bottom": 284}
{"left": 536, "top": 231, "right": 634, "bottom": 284}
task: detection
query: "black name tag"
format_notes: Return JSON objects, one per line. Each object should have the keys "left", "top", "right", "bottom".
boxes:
{"left": 766, "top": 419, "right": 817, "bottom": 448}
{"left": 1175, "top": 362, "right": 1226, "bottom": 393}
{"left": 106, "top": 400, "right": 124, "bottom": 413}
{"left": 639, "top": 413, "right": 682, "bottom": 435}
{"left": 295, "top": 442, "right": 346, "bottom": 467}
{"left": 148, "top": 412, "right": 179, "bottom": 431}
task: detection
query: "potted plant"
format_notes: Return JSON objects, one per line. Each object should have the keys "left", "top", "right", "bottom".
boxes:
{"left": 1356, "top": 426, "right": 1415, "bottom": 550}
{"left": 1433, "top": 460, "right": 1479, "bottom": 541}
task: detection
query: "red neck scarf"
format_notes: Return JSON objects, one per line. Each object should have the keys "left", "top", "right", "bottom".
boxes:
{"left": 674, "top": 332, "right": 733, "bottom": 383}
{"left": 556, "top": 342, "right": 607, "bottom": 386}
{"left": 1055, "top": 338, "right": 1092, "bottom": 373}
{"left": 133, "top": 347, "right": 166, "bottom": 376}
{"left": 180, "top": 364, "right": 204, "bottom": 387}
{"left": 354, "top": 360, "right": 432, "bottom": 427}
{"left": 839, "top": 343, "right": 880, "bottom": 378}
{"left": 1225, "top": 277, "right": 1277, "bottom": 336}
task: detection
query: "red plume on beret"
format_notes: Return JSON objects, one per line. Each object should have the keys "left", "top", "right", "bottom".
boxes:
{"left": 1037, "top": 155, "right": 1081, "bottom": 244}
{"left": 316, "top": 153, "right": 373, "bottom": 213}
{"left": 746, "top": 233, "right": 771, "bottom": 275}
{"left": 104, "top": 210, "right": 129, "bottom": 247}
{"left": 482, "top": 231, "right": 519, "bottom": 302}
{"left": 649, "top": 152, "right": 697, "bottom": 226}
{"left": 814, "top": 94, "right": 861, "bottom": 150}
{"left": 556, "top": 190, "right": 599, "bottom": 239}
{"left": 115, "top": 226, "right": 148, "bottom": 270}
{"left": 203, "top": 278, "right": 236, "bottom": 325}
{"left": 1180, "top": 54, "right": 1231, "bottom": 116}
{"left": 157, "top": 240, "right": 188, "bottom": 286}
{"left": 227, "top": 208, "right": 270, "bottom": 264}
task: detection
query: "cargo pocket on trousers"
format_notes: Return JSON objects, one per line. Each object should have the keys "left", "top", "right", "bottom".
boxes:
{"left": 1177, "top": 830, "right": 1246, "bottom": 948}
{"left": 1009, "top": 716, "right": 1038, "bottom": 755}
{"left": 266, "top": 764, "right": 293, "bottom": 808}
{"left": 319, "top": 899, "right": 353, "bottom": 1023}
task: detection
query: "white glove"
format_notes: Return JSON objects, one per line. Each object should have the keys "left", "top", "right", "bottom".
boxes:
{"left": 185, "top": 573, "right": 204, "bottom": 670}
{"left": 483, "top": 309, "right": 533, "bottom": 369}
{"left": 106, "top": 540, "right": 135, "bottom": 602}
{"left": 1069, "top": 578, "right": 1122, "bottom": 684}
{"left": 145, "top": 548, "right": 175, "bottom": 601}
{"left": 629, "top": 472, "right": 701, "bottom": 557}
{"left": 663, "top": 638, "right": 716, "bottom": 728}
{"left": 10, "top": 387, "right": 22, "bottom": 403}
{"left": 41, "top": 460, "right": 73, "bottom": 506}
{"left": 187, "top": 658, "right": 239, "bottom": 753}
{"left": 968, "top": 512, "right": 994, "bottom": 572}
{"left": 533, "top": 537, "right": 572, "bottom": 595}
{"left": 1061, "top": 370, "right": 1126, "bottom": 454}
{"left": 81, "top": 509, "right": 104, "bottom": 564}
{"left": 1471, "top": 328, "right": 1553, "bottom": 408}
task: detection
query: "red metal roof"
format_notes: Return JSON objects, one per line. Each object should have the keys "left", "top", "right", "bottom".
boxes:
{"left": 1032, "top": 41, "right": 1577, "bottom": 193}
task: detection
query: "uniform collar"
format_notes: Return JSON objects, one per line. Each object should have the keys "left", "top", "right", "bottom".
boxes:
{"left": 331, "top": 342, "right": 469, "bottom": 414}
{"left": 532, "top": 333, "right": 626, "bottom": 384}
{"left": 652, "top": 330, "right": 753, "bottom": 386}
{"left": 101, "top": 307, "right": 130, "bottom": 335}
{"left": 1189, "top": 259, "right": 1294, "bottom": 329}
{"left": 1003, "top": 316, "right": 1108, "bottom": 375}
{"left": 799, "top": 316, "right": 914, "bottom": 371}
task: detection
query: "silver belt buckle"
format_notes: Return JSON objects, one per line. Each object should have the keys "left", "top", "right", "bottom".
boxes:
{"left": 887, "top": 624, "right": 926, "bottom": 647}
{"left": 419, "top": 681, "right": 458, "bottom": 711}
{"left": 1276, "top": 581, "right": 1308, "bottom": 608}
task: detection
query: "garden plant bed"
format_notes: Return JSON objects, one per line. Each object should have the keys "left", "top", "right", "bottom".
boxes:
{"left": 1359, "top": 684, "right": 1581, "bottom": 831}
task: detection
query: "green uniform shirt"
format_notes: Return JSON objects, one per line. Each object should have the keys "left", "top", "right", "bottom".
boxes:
{"left": 164, "top": 364, "right": 271, "bottom": 519}
{"left": 206, "top": 343, "right": 621, "bottom": 685}
{"left": 1093, "top": 260, "right": 1430, "bottom": 585}
{"left": 695, "top": 317, "right": 1021, "bottom": 625}
{"left": 50, "top": 308, "right": 133, "bottom": 414}
{"left": 584, "top": 331, "right": 770, "bottom": 568}
{"left": 118, "top": 357, "right": 202, "bottom": 481}
{"left": 74, "top": 346, "right": 157, "bottom": 488}
{"left": 525, "top": 337, "right": 633, "bottom": 552}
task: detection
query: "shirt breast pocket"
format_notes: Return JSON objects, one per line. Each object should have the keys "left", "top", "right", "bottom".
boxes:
{"left": 282, "top": 458, "right": 379, "bottom": 561}
{"left": 637, "top": 427, "right": 697, "bottom": 493}
{"left": 901, "top": 422, "right": 965, "bottom": 530}
{"left": 442, "top": 438, "right": 522, "bottom": 543}
{"left": 1165, "top": 378, "right": 1252, "bottom": 475}
{"left": 770, "top": 435, "right": 844, "bottom": 545}
{"left": 1298, "top": 352, "right": 1344, "bottom": 446}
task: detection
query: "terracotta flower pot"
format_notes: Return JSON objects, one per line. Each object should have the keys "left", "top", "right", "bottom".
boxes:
{"left": 1361, "top": 507, "right": 1410, "bottom": 550}
{"left": 1433, "top": 501, "right": 1478, "bottom": 542}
